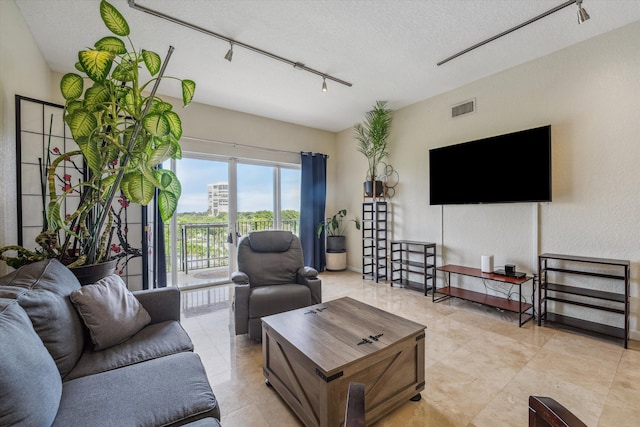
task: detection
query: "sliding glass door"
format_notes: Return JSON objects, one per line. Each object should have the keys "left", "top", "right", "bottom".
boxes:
{"left": 163, "top": 156, "right": 300, "bottom": 289}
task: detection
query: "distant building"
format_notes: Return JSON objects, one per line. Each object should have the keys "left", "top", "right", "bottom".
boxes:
{"left": 208, "top": 182, "right": 229, "bottom": 216}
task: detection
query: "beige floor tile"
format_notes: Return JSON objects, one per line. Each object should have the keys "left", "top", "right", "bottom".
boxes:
{"left": 179, "top": 270, "right": 639, "bottom": 426}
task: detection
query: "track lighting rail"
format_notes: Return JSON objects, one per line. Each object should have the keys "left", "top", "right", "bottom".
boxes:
{"left": 128, "top": 0, "right": 352, "bottom": 89}
{"left": 437, "top": 0, "right": 588, "bottom": 66}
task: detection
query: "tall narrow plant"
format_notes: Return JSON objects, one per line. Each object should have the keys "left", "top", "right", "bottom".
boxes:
{"left": 0, "top": 0, "right": 195, "bottom": 269}
{"left": 353, "top": 101, "right": 393, "bottom": 181}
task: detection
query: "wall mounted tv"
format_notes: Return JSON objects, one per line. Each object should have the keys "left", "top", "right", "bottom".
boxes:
{"left": 429, "top": 125, "right": 551, "bottom": 205}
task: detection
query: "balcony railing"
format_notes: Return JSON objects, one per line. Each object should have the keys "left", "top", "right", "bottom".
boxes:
{"left": 166, "top": 220, "right": 299, "bottom": 273}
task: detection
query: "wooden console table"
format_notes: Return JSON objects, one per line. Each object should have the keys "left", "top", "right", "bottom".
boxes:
{"left": 434, "top": 265, "right": 535, "bottom": 327}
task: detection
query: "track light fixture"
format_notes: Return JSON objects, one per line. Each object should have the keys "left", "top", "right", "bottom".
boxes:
{"left": 224, "top": 42, "right": 233, "bottom": 62}
{"left": 128, "top": 0, "right": 352, "bottom": 89}
{"left": 576, "top": 0, "right": 590, "bottom": 24}
{"left": 438, "top": 0, "right": 591, "bottom": 66}
{"left": 322, "top": 77, "right": 327, "bottom": 92}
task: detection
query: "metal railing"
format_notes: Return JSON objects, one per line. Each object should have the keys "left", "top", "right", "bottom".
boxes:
{"left": 166, "top": 219, "right": 299, "bottom": 273}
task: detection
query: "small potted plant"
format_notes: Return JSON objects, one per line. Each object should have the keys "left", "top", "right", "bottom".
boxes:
{"left": 316, "top": 209, "right": 360, "bottom": 253}
{"left": 354, "top": 101, "right": 394, "bottom": 197}
{"left": 0, "top": 0, "right": 195, "bottom": 282}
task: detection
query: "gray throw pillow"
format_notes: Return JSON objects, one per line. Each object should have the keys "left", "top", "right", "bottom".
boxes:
{"left": 70, "top": 274, "right": 151, "bottom": 350}
{"left": 0, "top": 298, "right": 62, "bottom": 426}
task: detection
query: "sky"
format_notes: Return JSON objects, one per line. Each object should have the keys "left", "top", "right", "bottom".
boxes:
{"left": 173, "top": 158, "right": 300, "bottom": 213}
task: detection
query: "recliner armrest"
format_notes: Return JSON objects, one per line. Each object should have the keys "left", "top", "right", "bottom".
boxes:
{"left": 297, "top": 266, "right": 318, "bottom": 280}
{"left": 231, "top": 271, "right": 249, "bottom": 284}
{"left": 233, "top": 284, "right": 250, "bottom": 335}
{"left": 133, "top": 287, "right": 181, "bottom": 324}
{"left": 296, "top": 267, "right": 321, "bottom": 303}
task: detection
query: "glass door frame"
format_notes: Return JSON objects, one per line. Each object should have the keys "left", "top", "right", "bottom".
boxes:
{"left": 167, "top": 153, "right": 300, "bottom": 290}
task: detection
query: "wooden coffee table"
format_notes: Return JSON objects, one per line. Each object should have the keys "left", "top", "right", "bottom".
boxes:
{"left": 262, "top": 297, "right": 426, "bottom": 427}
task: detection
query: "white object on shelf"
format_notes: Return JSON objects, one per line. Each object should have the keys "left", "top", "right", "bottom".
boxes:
{"left": 481, "top": 255, "right": 494, "bottom": 273}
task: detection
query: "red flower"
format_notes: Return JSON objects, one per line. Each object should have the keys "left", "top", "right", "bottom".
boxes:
{"left": 61, "top": 184, "right": 71, "bottom": 192}
{"left": 53, "top": 147, "right": 60, "bottom": 154}
{"left": 63, "top": 174, "right": 71, "bottom": 182}
{"left": 110, "top": 243, "right": 122, "bottom": 254}
{"left": 118, "top": 195, "right": 130, "bottom": 208}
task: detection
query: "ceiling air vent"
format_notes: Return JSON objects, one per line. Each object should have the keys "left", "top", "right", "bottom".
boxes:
{"left": 451, "top": 98, "right": 476, "bottom": 118}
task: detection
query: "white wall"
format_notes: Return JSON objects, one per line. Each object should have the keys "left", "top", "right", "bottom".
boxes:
{"left": 337, "top": 21, "right": 640, "bottom": 338}
{"left": 0, "top": 0, "right": 56, "bottom": 277}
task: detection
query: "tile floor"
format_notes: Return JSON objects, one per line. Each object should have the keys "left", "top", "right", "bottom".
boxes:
{"left": 180, "top": 270, "right": 640, "bottom": 427}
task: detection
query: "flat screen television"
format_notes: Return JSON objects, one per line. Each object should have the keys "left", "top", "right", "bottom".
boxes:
{"left": 429, "top": 125, "right": 551, "bottom": 205}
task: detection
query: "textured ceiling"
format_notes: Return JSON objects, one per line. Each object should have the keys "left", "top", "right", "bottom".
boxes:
{"left": 15, "top": 0, "right": 640, "bottom": 132}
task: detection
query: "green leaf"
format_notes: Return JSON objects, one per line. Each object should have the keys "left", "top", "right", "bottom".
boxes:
{"left": 147, "top": 139, "right": 177, "bottom": 167}
{"left": 60, "top": 73, "right": 84, "bottom": 101}
{"left": 157, "top": 190, "right": 178, "bottom": 222}
{"left": 156, "top": 169, "right": 181, "bottom": 196}
{"left": 172, "top": 137, "right": 182, "bottom": 159}
{"left": 46, "top": 200, "right": 65, "bottom": 232}
{"left": 121, "top": 172, "right": 155, "bottom": 205}
{"left": 78, "top": 137, "right": 102, "bottom": 174}
{"left": 65, "top": 109, "right": 97, "bottom": 140}
{"left": 164, "top": 111, "right": 182, "bottom": 139}
{"left": 79, "top": 50, "right": 114, "bottom": 82}
{"left": 111, "top": 60, "right": 137, "bottom": 82}
{"left": 99, "top": 174, "right": 118, "bottom": 197}
{"left": 74, "top": 61, "right": 85, "bottom": 73}
{"left": 155, "top": 169, "right": 181, "bottom": 221}
{"left": 95, "top": 36, "right": 126, "bottom": 54}
{"left": 83, "top": 82, "right": 111, "bottom": 110}
{"left": 65, "top": 100, "right": 84, "bottom": 115}
{"left": 142, "top": 113, "right": 170, "bottom": 137}
{"left": 100, "top": 0, "right": 130, "bottom": 37}
{"left": 148, "top": 99, "right": 172, "bottom": 114}
{"left": 182, "top": 80, "right": 196, "bottom": 106}
{"left": 142, "top": 50, "right": 161, "bottom": 76}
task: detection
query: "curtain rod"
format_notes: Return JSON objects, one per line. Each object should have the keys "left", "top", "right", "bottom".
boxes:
{"left": 182, "top": 135, "right": 302, "bottom": 156}
{"left": 128, "top": 0, "right": 352, "bottom": 88}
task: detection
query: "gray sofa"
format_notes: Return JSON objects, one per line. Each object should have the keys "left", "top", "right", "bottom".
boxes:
{"left": 0, "top": 259, "right": 221, "bottom": 427}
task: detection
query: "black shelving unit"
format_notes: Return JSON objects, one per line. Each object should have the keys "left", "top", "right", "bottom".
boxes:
{"left": 390, "top": 240, "right": 436, "bottom": 295}
{"left": 362, "top": 201, "right": 387, "bottom": 282}
{"left": 538, "top": 253, "right": 630, "bottom": 348}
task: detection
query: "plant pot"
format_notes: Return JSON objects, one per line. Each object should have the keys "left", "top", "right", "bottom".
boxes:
{"left": 70, "top": 259, "right": 118, "bottom": 286}
{"left": 326, "top": 252, "right": 347, "bottom": 271}
{"left": 364, "top": 180, "right": 384, "bottom": 197}
{"left": 326, "top": 236, "right": 346, "bottom": 253}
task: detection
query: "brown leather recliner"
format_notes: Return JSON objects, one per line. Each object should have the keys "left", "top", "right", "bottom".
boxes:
{"left": 232, "top": 230, "right": 322, "bottom": 341}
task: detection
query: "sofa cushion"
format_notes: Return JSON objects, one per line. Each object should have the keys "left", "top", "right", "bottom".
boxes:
{"left": 70, "top": 274, "right": 151, "bottom": 350}
{"left": 0, "top": 259, "right": 85, "bottom": 378}
{"left": 249, "top": 283, "right": 312, "bottom": 318}
{"left": 65, "top": 320, "right": 194, "bottom": 380}
{"left": 0, "top": 298, "right": 62, "bottom": 427}
{"left": 53, "top": 352, "right": 220, "bottom": 427}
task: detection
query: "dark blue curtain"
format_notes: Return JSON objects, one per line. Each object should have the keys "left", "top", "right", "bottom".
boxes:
{"left": 300, "top": 152, "right": 327, "bottom": 271}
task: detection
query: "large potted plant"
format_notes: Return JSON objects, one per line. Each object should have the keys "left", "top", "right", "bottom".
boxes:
{"left": 316, "top": 209, "right": 360, "bottom": 271}
{"left": 316, "top": 209, "right": 360, "bottom": 252}
{"left": 354, "top": 101, "right": 394, "bottom": 197}
{"left": 0, "top": 0, "right": 195, "bottom": 282}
